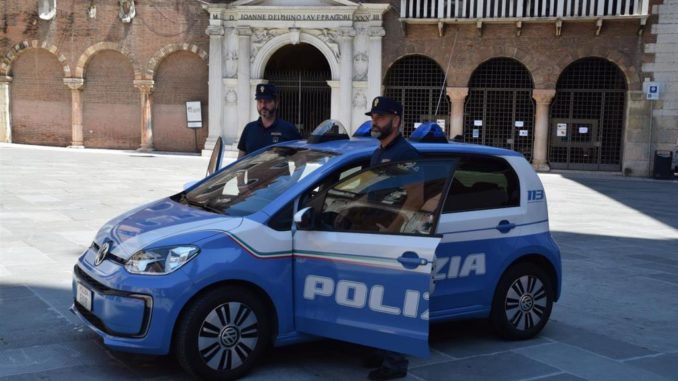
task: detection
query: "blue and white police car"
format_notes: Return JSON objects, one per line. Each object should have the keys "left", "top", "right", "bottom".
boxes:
{"left": 72, "top": 121, "right": 561, "bottom": 380}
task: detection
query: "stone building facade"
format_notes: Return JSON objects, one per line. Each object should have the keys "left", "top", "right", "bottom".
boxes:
{"left": 1, "top": 0, "right": 676, "bottom": 176}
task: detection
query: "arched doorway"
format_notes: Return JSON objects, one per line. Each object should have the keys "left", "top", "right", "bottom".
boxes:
{"left": 264, "top": 44, "right": 331, "bottom": 137}
{"left": 549, "top": 58, "right": 627, "bottom": 171}
{"left": 464, "top": 58, "right": 534, "bottom": 160}
{"left": 10, "top": 49, "right": 71, "bottom": 146}
{"left": 383, "top": 55, "right": 450, "bottom": 137}
{"left": 82, "top": 50, "right": 139, "bottom": 149}
{"left": 152, "top": 51, "right": 209, "bottom": 153}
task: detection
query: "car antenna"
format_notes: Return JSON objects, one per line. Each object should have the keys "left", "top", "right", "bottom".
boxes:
{"left": 434, "top": 31, "right": 458, "bottom": 118}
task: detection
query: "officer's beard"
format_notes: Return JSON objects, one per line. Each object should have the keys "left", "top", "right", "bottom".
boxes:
{"left": 371, "top": 120, "right": 393, "bottom": 140}
{"left": 258, "top": 107, "right": 276, "bottom": 119}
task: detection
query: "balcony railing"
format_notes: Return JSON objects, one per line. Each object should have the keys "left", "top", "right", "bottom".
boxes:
{"left": 400, "top": 0, "right": 650, "bottom": 19}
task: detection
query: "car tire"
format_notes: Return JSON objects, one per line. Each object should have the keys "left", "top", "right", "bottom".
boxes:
{"left": 175, "top": 286, "right": 272, "bottom": 381}
{"left": 490, "top": 262, "right": 554, "bottom": 340}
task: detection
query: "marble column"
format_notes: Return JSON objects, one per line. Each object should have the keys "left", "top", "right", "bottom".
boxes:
{"left": 367, "top": 27, "right": 385, "bottom": 102}
{"left": 205, "top": 24, "right": 225, "bottom": 153}
{"left": 236, "top": 27, "right": 252, "bottom": 145}
{"left": 446, "top": 87, "right": 469, "bottom": 139}
{"left": 0, "top": 76, "right": 12, "bottom": 143}
{"left": 133, "top": 79, "right": 154, "bottom": 152}
{"left": 338, "top": 27, "right": 355, "bottom": 129}
{"left": 532, "top": 89, "right": 556, "bottom": 171}
{"left": 327, "top": 80, "right": 341, "bottom": 121}
{"left": 63, "top": 78, "right": 85, "bottom": 148}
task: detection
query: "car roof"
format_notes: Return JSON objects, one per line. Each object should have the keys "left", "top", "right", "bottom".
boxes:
{"left": 277, "top": 137, "right": 524, "bottom": 158}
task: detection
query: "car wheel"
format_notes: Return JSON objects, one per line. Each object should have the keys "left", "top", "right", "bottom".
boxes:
{"left": 490, "top": 263, "right": 554, "bottom": 340}
{"left": 175, "top": 286, "right": 272, "bottom": 381}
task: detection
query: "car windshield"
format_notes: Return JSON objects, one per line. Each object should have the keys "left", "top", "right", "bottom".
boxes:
{"left": 178, "top": 147, "right": 336, "bottom": 216}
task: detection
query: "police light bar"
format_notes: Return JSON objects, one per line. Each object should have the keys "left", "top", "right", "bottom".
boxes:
{"left": 308, "top": 119, "right": 350, "bottom": 144}
{"left": 409, "top": 122, "right": 448, "bottom": 143}
{"left": 353, "top": 120, "right": 373, "bottom": 138}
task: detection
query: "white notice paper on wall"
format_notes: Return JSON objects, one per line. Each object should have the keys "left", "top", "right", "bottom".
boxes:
{"left": 186, "top": 101, "right": 202, "bottom": 128}
{"left": 515, "top": 121, "right": 524, "bottom": 128}
{"left": 414, "top": 123, "right": 422, "bottom": 129}
{"left": 472, "top": 129, "right": 480, "bottom": 138}
{"left": 474, "top": 120, "right": 483, "bottom": 127}
{"left": 557, "top": 123, "right": 567, "bottom": 137}
{"left": 519, "top": 130, "right": 529, "bottom": 137}
{"left": 436, "top": 119, "right": 446, "bottom": 129}
{"left": 578, "top": 126, "right": 589, "bottom": 134}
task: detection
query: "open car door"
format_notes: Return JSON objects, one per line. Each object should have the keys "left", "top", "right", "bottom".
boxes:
{"left": 293, "top": 159, "right": 456, "bottom": 357}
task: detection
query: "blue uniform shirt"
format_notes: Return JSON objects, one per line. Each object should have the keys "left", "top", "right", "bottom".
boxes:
{"left": 370, "top": 134, "right": 420, "bottom": 166}
{"left": 237, "top": 118, "right": 301, "bottom": 155}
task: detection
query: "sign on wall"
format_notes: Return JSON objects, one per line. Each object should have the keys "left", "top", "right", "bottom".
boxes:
{"left": 645, "top": 82, "right": 660, "bottom": 101}
{"left": 186, "top": 101, "right": 203, "bottom": 128}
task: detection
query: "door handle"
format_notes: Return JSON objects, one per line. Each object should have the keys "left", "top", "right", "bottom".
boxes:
{"left": 397, "top": 251, "right": 428, "bottom": 269}
{"left": 496, "top": 220, "right": 516, "bottom": 234}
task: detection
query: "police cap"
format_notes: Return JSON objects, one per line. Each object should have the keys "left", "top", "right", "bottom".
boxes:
{"left": 255, "top": 83, "right": 278, "bottom": 100}
{"left": 365, "top": 96, "right": 403, "bottom": 117}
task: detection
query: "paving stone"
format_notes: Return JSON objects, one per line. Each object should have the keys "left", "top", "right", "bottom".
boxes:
{"left": 541, "top": 321, "right": 657, "bottom": 360}
{"left": 410, "top": 351, "right": 558, "bottom": 381}
{"left": 513, "top": 343, "right": 673, "bottom": 381}
{"left": 531, "top": 374, "right": 587, "bottom": 381}
{"left": 625, "top": 353, "right": 678, "bottom": 380}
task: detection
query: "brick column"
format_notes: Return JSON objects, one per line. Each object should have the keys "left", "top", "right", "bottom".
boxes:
{"left": 532, "top": 89, "right": 556, "bottom": 171}
{"left": 0, "top": 76, "right": 12, "bottom": 143}
{"left": 64, "top": 78, "right": 84, "bottom": 148}
{"left": 446, "top": 87, "right": 469, "bottom": 139}
{"left": 134, "top": 80, "right": 154, "bottom": 152}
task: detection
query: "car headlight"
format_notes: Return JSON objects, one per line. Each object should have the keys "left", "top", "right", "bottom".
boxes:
{"left": 125, "top": 245, "right": 200, "bottom": 275}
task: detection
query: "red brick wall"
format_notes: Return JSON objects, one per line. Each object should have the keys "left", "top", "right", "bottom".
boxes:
{"left": 10, "top": 49, "right": 71, "bottom": 146}
{"left": 378, "top": 0, "right": 660, "bottom": 90}
{"left": 1, "top": 0, "right": 209, "bottom": 150}
{"left": 82, "top": 50, "right": 139, "bottom": 149}
{"left": 152, "top": 51, "right": 208, "bottom": 153}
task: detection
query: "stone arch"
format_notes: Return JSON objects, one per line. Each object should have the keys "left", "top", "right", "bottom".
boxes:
{"left": 467, "top": 56, "right": 535, "bottom": 88}
{"left": 75, "top": 42, "right": 142, "bottom": 79}
{"left": 0, "top": 40, "right": 71, "bottom": 77}
{"left": 145, "top": 43, "right": 208, "bottom": 79}
{"left": 252, "top": 32, "right": 340, "bottom": 80}
{"left": 553, "top": 53, "right": 635, "bottom": 90}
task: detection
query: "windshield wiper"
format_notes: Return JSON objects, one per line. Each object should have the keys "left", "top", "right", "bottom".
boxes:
{"left": 175, "top": 193, "right": 224, "bottom": 215}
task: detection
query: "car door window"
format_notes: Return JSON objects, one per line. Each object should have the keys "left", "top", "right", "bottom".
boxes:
{"left": 319, "top": 160, "right": 455, "bottom": 235}
{"left": 267, "top": 161, "right": 368, "bottom": 231}
{"left": 443, "top": 156, "right": 520, "bottom": 213}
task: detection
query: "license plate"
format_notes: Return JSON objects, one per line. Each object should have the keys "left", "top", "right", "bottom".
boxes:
{"left": 76, "top": 283, "right": 93, "bottom": 312}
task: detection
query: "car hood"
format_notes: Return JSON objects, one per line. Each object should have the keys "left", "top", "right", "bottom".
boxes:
{"left": 95, "top": 197, "right": 242, "bottom": 260}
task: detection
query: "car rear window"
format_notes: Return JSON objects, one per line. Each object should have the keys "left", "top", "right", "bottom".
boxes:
{"left": 442, "top": 156, "right": 520, "bottom": 213}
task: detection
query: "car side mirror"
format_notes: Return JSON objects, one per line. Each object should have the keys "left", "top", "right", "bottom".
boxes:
{"left": 206, "top": 136, "right": 224, "bottom": 177}
{"left": 294, "top": 207, "right": 314, "bottom": 230}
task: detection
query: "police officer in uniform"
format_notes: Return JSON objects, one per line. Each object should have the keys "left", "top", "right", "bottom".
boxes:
{"left": 237, "top": 83, "right": 301, "bottom": 158}
{"left": 363, "top": 96, "right": 419, "bottom": 380}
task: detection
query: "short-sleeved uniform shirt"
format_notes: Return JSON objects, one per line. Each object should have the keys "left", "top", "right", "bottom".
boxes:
{"left": 237, "top": 118, "right": 301, "bottom": 155}
{"left": 370, "top": 134, "right": 420, "bottom": 166}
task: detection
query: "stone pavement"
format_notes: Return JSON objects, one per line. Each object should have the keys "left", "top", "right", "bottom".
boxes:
{"left": 1, "top": 143, "right": 677, "bottom": 381}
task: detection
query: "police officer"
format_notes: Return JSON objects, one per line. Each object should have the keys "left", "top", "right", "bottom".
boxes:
{"left": 362, "top": 96, "right": 419, "bottom": 380}
{"left": 237, "top": 84, "right": 301, "bottom": 158}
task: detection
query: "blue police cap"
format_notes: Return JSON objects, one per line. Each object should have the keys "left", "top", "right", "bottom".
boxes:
{"left": 365, "top": 96, "right": 403, "bottom": 117}
{"left": 255, "top": 83, "right": 278, "bottom": 100}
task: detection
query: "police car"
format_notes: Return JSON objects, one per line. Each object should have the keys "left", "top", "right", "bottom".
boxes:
{"left": 71, "top": 121, "right": 561, "bottom": 380}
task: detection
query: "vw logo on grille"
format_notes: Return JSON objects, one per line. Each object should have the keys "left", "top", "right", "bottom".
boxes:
{"left": 95, "top": 242, "right": 110, "bottom": 266}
